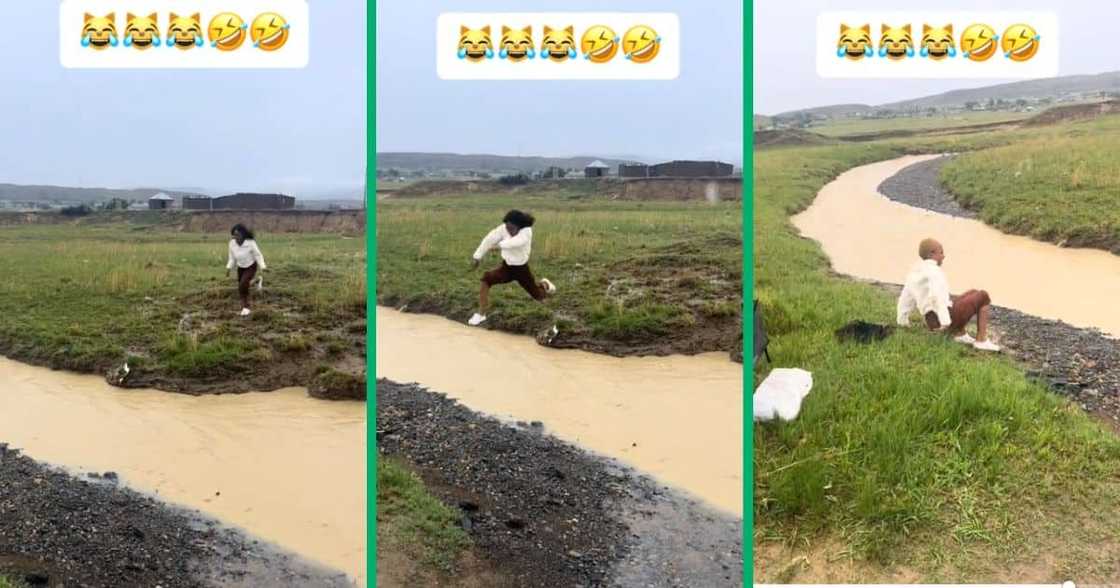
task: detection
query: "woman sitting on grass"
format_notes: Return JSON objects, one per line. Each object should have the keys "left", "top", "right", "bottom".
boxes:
{"left": 225, "top": 223, "right": 266, "bottom": 317}
{"left": 897, "top": 238, "right": 1000, "bottom": 352}
{"left": 468, "top": 209, "right": 556, "bottom": 326}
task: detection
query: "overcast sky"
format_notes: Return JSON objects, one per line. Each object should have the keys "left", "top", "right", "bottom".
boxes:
{"left": 0, "top": 3, "right": 365, "bottom": 195}
{"left": 376, "top": 0, "right": 743, "bottom": 165}
{"left": 755, "top": 0, "right": 1118, "bottom": 115}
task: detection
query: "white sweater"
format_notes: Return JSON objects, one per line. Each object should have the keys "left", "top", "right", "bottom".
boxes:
{"left": 473, "top": 225, "right": 532, "bottom": 266}
{"left": 897, "top": 259, "right": 951, "bottom": 327}
{"left": 227, "top": 239, "right": 267, "bottom": 270}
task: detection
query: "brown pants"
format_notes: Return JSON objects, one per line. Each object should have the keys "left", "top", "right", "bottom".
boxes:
{"left": 237, "top": 263, "right": 258, "bottom": 308}
{"left": 925, "top": 289, "right": 990, "bottom": 332}
{"left": 482, "top": 261, "right": 545, "bottom": 300}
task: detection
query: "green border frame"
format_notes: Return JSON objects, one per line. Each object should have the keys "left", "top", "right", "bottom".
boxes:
{"left": 743, "top": 1, "right": 753, "bottom": 584}
{"left": 367, "top": 0, "right": 378, "bottom": 583}
{"left": 366, "top": 1, "right": 751, "bottom": 583}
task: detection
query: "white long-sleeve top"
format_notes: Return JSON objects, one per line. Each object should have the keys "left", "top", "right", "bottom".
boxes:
{"left": 897, "top": 259, "right": 951, "bottom": 327}
{"left": 227, "top": 239, "right": 267, "bottom": 270}
{"left": 472, "top": 225, "right": 532, "bottom": 266}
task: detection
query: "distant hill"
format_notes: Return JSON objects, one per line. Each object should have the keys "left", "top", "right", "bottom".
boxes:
{"left": 0, "top": 184, "right": 197, "bottom": 204}
{"left": 773, "top": 103, "right": 871, "bottom": 119}
{"left": 769, "top": 71, "right": 1120, "bottom": 119}
{"left": 376, "top": 152, "right": 640, "bottom": 173}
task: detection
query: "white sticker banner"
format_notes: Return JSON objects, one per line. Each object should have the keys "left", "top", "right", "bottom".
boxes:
{"left": 817, "top": 12, "right": 1058, "bottom": 79}
{"left": 60, "top": 0, "right": 309, "bottom": 69}
{"left": 436, "top": 12, "right": 680, "bottom": 80}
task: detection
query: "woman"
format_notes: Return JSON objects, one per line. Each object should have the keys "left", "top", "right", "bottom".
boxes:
{"left": 225, "top": 224, "right": 266, "bottom": 316}
{"left": 468, "top": 209, "right": 555, "bottom": 326}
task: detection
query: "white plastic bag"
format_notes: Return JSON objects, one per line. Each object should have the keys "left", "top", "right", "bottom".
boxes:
{"left": 753, "top": 368, "right": 813, "bottom": 422}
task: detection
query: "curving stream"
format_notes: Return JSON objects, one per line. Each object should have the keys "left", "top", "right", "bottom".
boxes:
{"left": 793, "top": 154, "right": 1120, "bottom": 339}
{"left": 0, "top": 357, "right": 366, "bottom": 585}
{"left": 375, "top": 306, "right": 743, "bottom": 516}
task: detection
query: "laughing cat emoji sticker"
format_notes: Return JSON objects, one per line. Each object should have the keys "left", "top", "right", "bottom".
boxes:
{"left": 458, "top": 26, "right": 494, "bottom": 61}
{"left": 167, "top": 13, "right": 204, "bottom": 50}
{"left": 878, "top": 24, "right": 914, "bottom": 60}
{"left": 920, "top": 24, "right": 956, "bottom": 59}
{"left": 540, "top": 25, "right": 577, "bottom": 61}
{"left": 124, "top": 13, "right": 160, "bottom": 50}
{"left": 82, "top": 13, "right": 118, "bottom": 50}
{"left": 837, "top": 24, "right": 872, "bottom": 60}
{"left": 499, "top": 26, "right": 534, "bottom": 61}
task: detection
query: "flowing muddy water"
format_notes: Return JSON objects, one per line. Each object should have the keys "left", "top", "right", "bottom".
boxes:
{"left": 0, "top": 357, "right": 366, "bottom": 585}
{"left": 375, "top": 307, "right": 743, "bottom": 516}
{"left": 793, "top": 154, "right": 1120, "bottom": 338}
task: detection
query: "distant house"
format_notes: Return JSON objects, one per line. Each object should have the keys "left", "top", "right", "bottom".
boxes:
{"left": 618, "top": 163, "right": 649, "bottom": 178}
{"left": 649, "top": 160, "right": 734, "bottom": 178}
{"left": 182, "top": 195, "right": 214, "bottom": 210}
{"left": 212, "top": 193, "right": 295, "bottom": 210}
{"left": 148, "top": 192, "right": 174, "bottom": 210}
{"left": 584, "top": 160, "right": 610, "bottom": 178}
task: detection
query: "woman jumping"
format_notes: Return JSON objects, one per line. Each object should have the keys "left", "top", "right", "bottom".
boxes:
{"left": 468, "top": 210, "right": 556, "bottom": 326}
{"left": 225, "top": 223, "right": 266, "bottom": 317}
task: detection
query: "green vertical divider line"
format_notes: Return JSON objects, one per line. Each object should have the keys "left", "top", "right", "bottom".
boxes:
{"left": 743, "top": 0, "right": 753, "bottom": 585}
{"left": 367, "top": 0, "right": 377, "bottom": 584}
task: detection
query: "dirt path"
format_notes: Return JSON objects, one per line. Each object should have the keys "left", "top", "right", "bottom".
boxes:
{"left": 376, "top": 306, "right": 742, "bottom": 516}
{"left": 0, "top": 444, "right": 351, "bottom": 588}
{"left": 377, "top": 380, "right": 742, "bottom": 587}
{"left": 0, "top": 357, "right": 365, "bottom": 584}
{"left": 793, "top": 154, "right": 1120, "bottom": 338}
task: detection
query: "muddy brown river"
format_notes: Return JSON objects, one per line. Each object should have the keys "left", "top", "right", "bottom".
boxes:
{"left": 0, "top": 357, "right": 366, "bottom": 585}
{"left": 376, "top": 307, "right": 744, "bottom": 516}
{"left": 794, "top": 155, "right": 1120, "bottom": 338}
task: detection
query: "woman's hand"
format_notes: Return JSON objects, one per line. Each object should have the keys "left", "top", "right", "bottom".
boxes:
{"left": 471, "top": 258, "right": 480, "bottom": 269}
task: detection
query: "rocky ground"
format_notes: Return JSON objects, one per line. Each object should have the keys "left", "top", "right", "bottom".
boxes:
{"left": 377, "top": 379, "right": 742, "bottom": 587}
{"left": 879, "top": 157, "right": 1120, "bottom": 427}
{"left": 0, "top": 443, "right": 352, "bottom": 588}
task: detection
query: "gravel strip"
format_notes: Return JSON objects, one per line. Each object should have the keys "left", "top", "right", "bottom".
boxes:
{"left": 876, "top": 155, "right": 977, "bottom": 219}
{"left": 0, "top": 444, "right": 351, "bottom": 588}
{"left": 377, "top": 379, "right": 742, "bottom": 587}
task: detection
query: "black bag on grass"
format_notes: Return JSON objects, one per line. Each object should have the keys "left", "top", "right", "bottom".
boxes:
{"left": 753, "top": 299, "right": 770, "bottom": 365}
{"left": 835, "top": 320, "right": 894, "bottom": 344}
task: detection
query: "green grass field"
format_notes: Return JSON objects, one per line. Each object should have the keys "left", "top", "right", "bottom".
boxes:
{"left": 0, "top": 220, "right": 365, "bottom": 393}
{"left": 941, "top": 114, "right": 1120, "bottom": 252}
{"left": 808, "top": 111, "right": 1029, "bottom": 137}
{"left": 754, "top": 138, "right": 1120, "bottom": 580}
{"left": 377, "top": 191, "right": 742, "bottom": 356}
{"left": 0, "top": 575, "right": 20, "bottom": 588}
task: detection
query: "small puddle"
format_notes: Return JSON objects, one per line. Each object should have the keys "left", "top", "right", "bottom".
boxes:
{"left": 0, "top": 357, "right": 366, "bottom": 585}
{"left": 376, "top": 307, "right": 743, "bottom": 516}
{"left": 793, "top": 154, "right": 1120, "bottom": 338}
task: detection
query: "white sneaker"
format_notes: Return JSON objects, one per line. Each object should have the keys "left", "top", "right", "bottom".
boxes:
{"left": 954, "top": 333, "right": 976, "bottom": 345}
{"left": 240, "top": 308, "right": 251, "bottom": 317}
{"left": 468, "top": 313, "right": 487, "bottom": 326}
{"left": 973, "top": 339, "right": 1001, "bottom": 352}
{"left": 540, "top": 278, "right": 556, "bottom": 294}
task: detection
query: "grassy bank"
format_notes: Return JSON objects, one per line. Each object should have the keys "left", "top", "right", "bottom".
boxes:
{"left": 753, "top": 141, "right": 1120, "bottom": 581}
{"left": 377, "top": 458, "right": 472, "bottom": 583}
{"left": 940, "top": 114, "right": 1120, "bottom": 252}
{"left": 0, "top": 221, "right": 365, "bottom": 394}
{"left": 809, "top": 111, "right": 1028, "bottom": 138}
{"left": 377, "top": 192, "right": 741, "bottom": 357}
{"left": 0, "top": 575, "right": 20, "bottom": 588}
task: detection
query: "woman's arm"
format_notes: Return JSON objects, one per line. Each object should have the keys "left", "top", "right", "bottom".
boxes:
{"left": 473, "top": 226, "right": 504, "bottom": 260}
{"left": 226, "top": 240, "right": 235, "bottom": 270}
{"left": 252, "top": 241, "right": 267, "bottom": 270}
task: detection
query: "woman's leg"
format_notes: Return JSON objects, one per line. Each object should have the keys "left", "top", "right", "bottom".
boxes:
{"left": 513, "top": 265, "right": 546, "bottom": 301}
{"left": 948, "top": 289, "right": 991, "bottom": 340}
{"left": 238, "top": 265, "right": 257, "bottom": 309}
{"left": 479, "top": 281, "right": 490, "bottom": 315}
